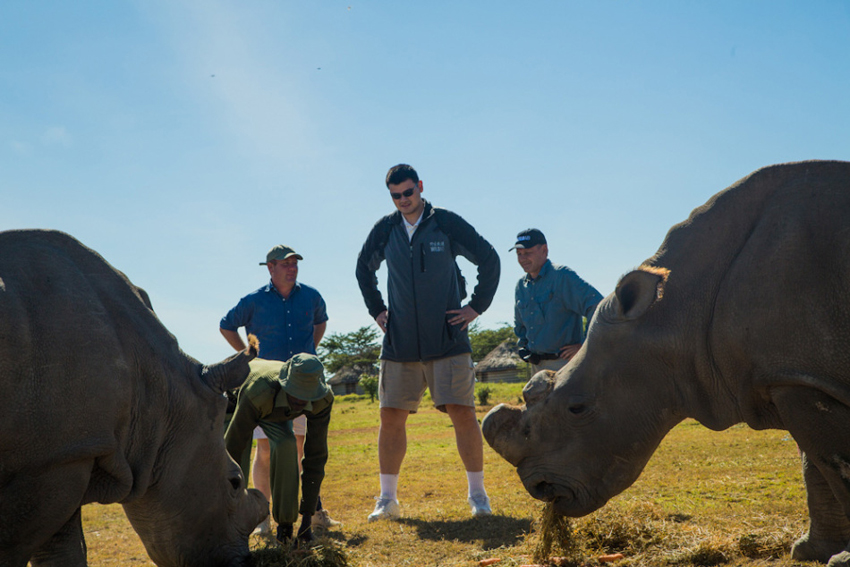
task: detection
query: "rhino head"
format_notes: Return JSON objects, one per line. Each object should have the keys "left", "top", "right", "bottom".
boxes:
{"left": 483, "top": 267, "right": 688, "bottom": 517}
{"left": 122, "top": 339, "right": 268, "bottom": 567}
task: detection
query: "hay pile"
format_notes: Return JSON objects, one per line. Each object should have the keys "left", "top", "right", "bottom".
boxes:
{"left": 526, "top": 500, "right": 802, "bottom": 566}
{"left": 532, "top": 503, "right": 582, "bottom": 566}
{"left": 250, "top": 538, "right": 350, "bottom": 567}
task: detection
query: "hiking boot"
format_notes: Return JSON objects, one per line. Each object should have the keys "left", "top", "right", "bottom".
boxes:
{"left": 367, "top": 497, "right": 401, "bottom": 522}
{"left": 275, "top": 523, "right": 293, "bottom": 546}
{"left": 468, "top": 493, "right": 491, "bottom": 517}
{"left": 311, "top": 508, "right": 341, "bottom": 530}
{"left": 252, "top": 516, "right": 272, "bottom": 537}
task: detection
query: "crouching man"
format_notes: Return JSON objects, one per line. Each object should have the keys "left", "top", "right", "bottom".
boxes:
{"left": 224, "top": 353, "right": 334, "bottom": 545}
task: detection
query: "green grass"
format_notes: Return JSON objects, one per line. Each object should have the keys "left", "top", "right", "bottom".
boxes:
{"left": 80, "top": 384, "right": 820, "bottom": 566}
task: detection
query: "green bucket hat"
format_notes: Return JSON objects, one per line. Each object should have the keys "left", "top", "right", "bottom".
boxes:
{"left": 278, "top": 353, "right": 330, "bottom": 401}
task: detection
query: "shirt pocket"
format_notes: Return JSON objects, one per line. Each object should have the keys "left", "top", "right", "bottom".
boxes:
{"left": 518, "top": 297, "right": 545, "bottom": 328}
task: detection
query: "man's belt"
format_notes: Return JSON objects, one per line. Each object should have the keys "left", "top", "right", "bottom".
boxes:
{"left": 518, "top": 348, "right": 561, "bottom": 365}
{"left": 535, "top": 352, "right": 561, "bottom": 360}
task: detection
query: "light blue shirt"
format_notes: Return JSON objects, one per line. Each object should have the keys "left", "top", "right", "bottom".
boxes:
{"left": 514, "top": 260, "right": 603, "bottom": 354}
{"left": 220, "top": 280, "right": 328, "bottom": 361}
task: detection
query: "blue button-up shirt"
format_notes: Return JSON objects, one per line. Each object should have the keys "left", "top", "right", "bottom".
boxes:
{"left": 514, "top": 260, "right": 603, "bottom": 355}
{"left": 220, "top": 280, "right": 328, "bottom": 361}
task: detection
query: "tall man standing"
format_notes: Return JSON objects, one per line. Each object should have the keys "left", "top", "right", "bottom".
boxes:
{"left": 356, "top": 164, "right": 501, "bottom": 521}
{"left": 220, "top": 244, "right": 331, "bottom": 536}
{"left": 511, "top": 228, "right": 603, "bottom": 374}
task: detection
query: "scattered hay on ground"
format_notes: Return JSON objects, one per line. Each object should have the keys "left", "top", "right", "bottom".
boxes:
{"left": 525, "top": 500, "right": 806, "bottom": 566}
{"left": 250, "top": 537, "right": 350, "bottom": 567}
{"left": 531, "top": 503, "right": 582, "bottom": 566}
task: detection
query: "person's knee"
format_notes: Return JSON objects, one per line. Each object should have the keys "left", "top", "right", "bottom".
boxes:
{"left": 445, "top": 404, "right": 476, "bottom": 420}
{"left": 380, "top": 407, "right": 410, "bottom": 428}
{"left": 446, "top": 405, "right": 481, "bottom": 431}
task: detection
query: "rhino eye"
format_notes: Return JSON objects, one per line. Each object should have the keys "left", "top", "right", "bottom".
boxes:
{"left": 569, "top": 403, "right": 586, "bottom": 415}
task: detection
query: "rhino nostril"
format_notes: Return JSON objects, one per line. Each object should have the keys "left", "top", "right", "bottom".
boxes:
{"left": 228, "top": 475, "right": 241, "bottom": 491}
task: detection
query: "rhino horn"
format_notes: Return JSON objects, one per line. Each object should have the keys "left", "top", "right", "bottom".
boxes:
{"left": 523, "top": 370, "right": 556, "bottom": 406}
{"left": 201, "top": 334, "right": 259, "bottom": 393}
{"left": 482, "top": 403, "right": 527, "bottom": 466}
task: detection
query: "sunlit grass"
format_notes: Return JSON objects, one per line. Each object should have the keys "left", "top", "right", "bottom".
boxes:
{"left": 81, "top": 384, "right": 820, "bottom": 566}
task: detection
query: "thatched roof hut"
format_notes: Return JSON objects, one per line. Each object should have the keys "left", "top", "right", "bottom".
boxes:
{"left": 328, "top": 363, "right": 377, "bottom": 396}
{"left": 474, "top": 339, "right": 528, "bottom": 383}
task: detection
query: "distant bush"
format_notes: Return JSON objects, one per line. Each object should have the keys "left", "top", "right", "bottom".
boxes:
{"left": 476, "top": 385, "right": 492, "bottom": 406}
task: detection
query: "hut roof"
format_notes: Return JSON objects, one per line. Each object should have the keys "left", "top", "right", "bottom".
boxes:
{"left": 474, "top": 339, "right": 521, "bottom": 374}
{"left": 328, "top": 363, "right": 377, "bottom": 386}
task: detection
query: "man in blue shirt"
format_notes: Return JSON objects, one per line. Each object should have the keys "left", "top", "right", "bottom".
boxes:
{"left": 512, "top": 228, "right": 603, "bottom": 374}
{"left": 220, "top": 244, "right": 331, "bottom": 542}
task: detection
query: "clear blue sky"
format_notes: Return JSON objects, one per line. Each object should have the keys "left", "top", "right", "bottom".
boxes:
{"left": 3, "top": 1, "right": 849, "bottom": 364}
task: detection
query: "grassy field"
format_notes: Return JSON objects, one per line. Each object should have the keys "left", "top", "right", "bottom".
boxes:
{"left": 79, "top": 382, "right": 820, "bottom": 566}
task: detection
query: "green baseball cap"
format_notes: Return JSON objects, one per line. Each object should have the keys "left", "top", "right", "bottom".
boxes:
{"left": 260, "top": 244, "right": 303, "bottom": 266}
{"left": 278, "top": 353, "right": 330, "bottom": 402}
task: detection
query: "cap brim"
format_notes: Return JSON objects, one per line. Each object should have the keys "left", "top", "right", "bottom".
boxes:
{"left": 260, "top": 253, "right": 303, "bottom": 265}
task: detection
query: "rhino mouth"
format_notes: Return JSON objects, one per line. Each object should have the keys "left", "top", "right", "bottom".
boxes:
{"left": 522, "top": 470, "right": 602, "bottom": 518}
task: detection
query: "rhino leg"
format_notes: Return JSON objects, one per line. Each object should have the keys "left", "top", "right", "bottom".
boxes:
{"left": 0, "top": 463, "right": 91, "bottom": 567}
{"left": 773, "top": 387, "right": 850, "bottom": 564}
{"left": 29, "top": 507, "right": 87, "bottom": 567}
{"left": 792, "top": 453, "right": 850, "bottom": 563}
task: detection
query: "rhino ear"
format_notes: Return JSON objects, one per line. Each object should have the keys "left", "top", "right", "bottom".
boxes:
{"left": 615, "top": 267, "right": 669, "bottom": 320}
{"left": 201, "top": 335, "right": 259, "bottom": 393}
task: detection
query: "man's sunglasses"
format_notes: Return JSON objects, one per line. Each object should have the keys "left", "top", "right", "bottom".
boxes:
{"left": 391, "top": 187, "right": 415, "bottom": 200}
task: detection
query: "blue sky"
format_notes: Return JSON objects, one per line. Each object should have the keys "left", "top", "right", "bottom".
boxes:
{"left": 3, "top": 1, "right": 849, "bottom": 364}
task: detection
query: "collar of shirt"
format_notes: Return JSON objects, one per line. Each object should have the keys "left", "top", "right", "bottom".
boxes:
{"left": 263, "top": 279, "right": 301, "bottom": 299}
{"left": 523, "top": 259, "right": 553, "bottom": 284}
{"left": 403, "top": 209, "right": 425, "bottom": 241}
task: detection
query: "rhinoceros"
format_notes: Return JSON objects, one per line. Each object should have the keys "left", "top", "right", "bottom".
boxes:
{"left": 483, "top": 160, "right": 850, "bottom": 566}
{"left": 0, "top": 230, "right": 267, "bottom": 567}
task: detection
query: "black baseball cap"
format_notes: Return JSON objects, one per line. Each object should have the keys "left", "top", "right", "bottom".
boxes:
{"left": 509, "top": 228, "right": 547, "bottom": 251}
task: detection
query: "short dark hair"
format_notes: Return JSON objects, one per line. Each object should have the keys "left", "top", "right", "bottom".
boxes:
{"left": 385, "top": 164, "right": 419, "bottom": 187}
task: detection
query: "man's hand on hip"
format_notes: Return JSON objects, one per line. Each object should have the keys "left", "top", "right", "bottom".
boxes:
{"left": 559, "top": 343, "right": 581, "bottom": 360}
{"left": 446, "top": 305, "right": 479, "bottom": 331}
{"left": 375, "top": 310, "right": 389, "bottom": 333}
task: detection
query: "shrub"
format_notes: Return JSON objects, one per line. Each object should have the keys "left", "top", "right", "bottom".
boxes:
{"left": 476, "top": 385, "right": 492, "bottom": 406}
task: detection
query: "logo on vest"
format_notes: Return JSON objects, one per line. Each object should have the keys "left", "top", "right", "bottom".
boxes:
{"left": 430, "top": 240, "right": 446, "bottom": 253}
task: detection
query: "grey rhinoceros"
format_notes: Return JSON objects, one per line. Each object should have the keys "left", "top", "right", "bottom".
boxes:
{"left": 0, "top": 230, "right": 267, "bottom": 567}
{"left": 483, "top": 160, "right": 850, "bottom": 566}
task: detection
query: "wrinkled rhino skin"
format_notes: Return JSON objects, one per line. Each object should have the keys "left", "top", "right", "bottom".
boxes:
{"left": 483, "top": 160, "right": 850, "bottom": 565}
{"left": 0, "top": 230, "right": 267, "bottom": 567}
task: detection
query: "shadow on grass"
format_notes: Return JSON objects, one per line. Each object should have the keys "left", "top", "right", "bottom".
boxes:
{"left": 321, "top": 530, "right": 370, "bottom": 548}
{"left": 397, "top": 515, "right": 532, "bottom": 549}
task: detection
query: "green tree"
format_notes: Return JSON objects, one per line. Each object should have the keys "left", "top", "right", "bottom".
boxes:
{"left": 360, "top": 373, "right": 379, "bottom": 402}
{"left": 318, "top": 326, "right": 381, "bottom": 374}
{"left": 467, "top": 322, "right": 515, "bottom": 362}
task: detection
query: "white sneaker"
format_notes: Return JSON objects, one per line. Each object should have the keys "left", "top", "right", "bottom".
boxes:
{"left": 311, "top": 508, "right": 341, "bottom": 529}
{"left": 468, "top": 493, "right": 491, "bottom": 517}
{"left": 367, "top": 497, "right": 401, "bottom": 522}
{"left": 251, "top": 516, "right": 272, "bottom": 536}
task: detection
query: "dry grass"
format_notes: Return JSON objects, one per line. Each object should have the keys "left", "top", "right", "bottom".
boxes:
{"left": 79, "top": 385, "right": 822, "bottom": 566}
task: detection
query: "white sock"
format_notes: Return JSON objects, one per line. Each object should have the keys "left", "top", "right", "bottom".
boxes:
{"left": 380, "top": 474, "right": 399, "bottom": 501}
{"left": 467, "top": 470, "right": 485, "bottom": 497}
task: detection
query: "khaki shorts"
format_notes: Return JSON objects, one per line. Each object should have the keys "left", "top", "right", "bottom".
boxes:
{"left": 379, "top": 353, "right": 475, "bottom": 413}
